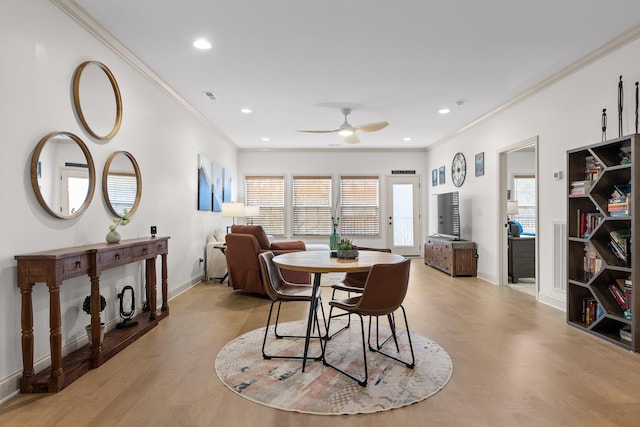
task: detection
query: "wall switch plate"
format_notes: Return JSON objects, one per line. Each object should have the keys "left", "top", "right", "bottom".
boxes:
{"left": 553, "top": 170, "right": 563, "bottom": 180}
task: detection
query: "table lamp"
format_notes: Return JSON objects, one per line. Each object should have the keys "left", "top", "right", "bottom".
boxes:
{"left": 244, "top": 205, "right": 261, "bottom": 225}
{"left": 507, "top": 200, "right": 520, "bottom": 237}
{"left": 222, "top": 202, "right": 245, "bottom": 233}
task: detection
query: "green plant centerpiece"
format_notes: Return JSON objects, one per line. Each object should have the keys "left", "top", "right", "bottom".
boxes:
{"left": 336, "top": 238, "right": 358, "bottom": 259}
{"left": 106, "top": 209, "right": 130, "bottom": 243}
{"left": 83, "top": 294, "right": 107, "bottom": 345}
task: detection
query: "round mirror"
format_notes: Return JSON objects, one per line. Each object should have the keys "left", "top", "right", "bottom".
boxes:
{"left": 102, "top": 151, "right": 142, "bottom": 217}
{"left": 31, "top": 132, "right": 96, "bottom": 219}
{"left": 72, "top": 61, "right": 123, "bottom": 140}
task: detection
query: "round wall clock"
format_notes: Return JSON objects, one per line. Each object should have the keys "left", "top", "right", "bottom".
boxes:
{"left": 451, "top": 152, "right": 466, "bottom": 187}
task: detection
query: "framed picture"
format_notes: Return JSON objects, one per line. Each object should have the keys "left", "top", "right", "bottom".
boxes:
{"left": 439, "top": 166, "right": 445, "bottom": 184}
{"left": 475, "top": 152, "right": 484, "bottom": 176}
{"left": 432, "top": 169, "right": 438, "bottom": 186}
{"left": 197, "top": 154, "right": 212, "bottom": 211}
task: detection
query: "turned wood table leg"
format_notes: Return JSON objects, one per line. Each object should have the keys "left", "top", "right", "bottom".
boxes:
{"left": 161, "top": 253, "right": 168, "bottom": 313}
{"left": 19, "top": 283, "right": 34, "bottom": 393}
{"left": 146, "top": 258, "right": 156, "bottom": 320}
{"left": 89, "top": 275, "right": 104, "bottom": 368}
{"left": 47, "top": 280, "right": 65, "bottom": 392}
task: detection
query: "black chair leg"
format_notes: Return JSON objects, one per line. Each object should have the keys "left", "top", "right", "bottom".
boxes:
{"left": 323, "top": 312, "right": 368, "bottom": 387}
{"left": 367, "top": 306, "right": 415, "bottom": 369}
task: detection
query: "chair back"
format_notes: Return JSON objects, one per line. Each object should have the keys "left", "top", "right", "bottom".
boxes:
{"left": 343, "top": 248, "right": 392, "bottom": 288}
{"left": 258, "top": 252, "right": 286, "bottom": 301}
{"left": 355, "top": 259, "right": 411, "bottom": 316}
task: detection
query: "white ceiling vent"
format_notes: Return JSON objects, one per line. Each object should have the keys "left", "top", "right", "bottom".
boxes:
{"left": 203, "top": 91, "right": 216, "bottom": 101}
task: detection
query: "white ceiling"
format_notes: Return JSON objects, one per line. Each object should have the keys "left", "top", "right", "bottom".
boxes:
{"left": 68, "top": 0, "right": 640, "bottom": 150}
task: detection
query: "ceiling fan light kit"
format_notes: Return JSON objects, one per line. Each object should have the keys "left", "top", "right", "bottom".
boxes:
{"left": 298, "top": 107, "right": 388, "bottom": 144}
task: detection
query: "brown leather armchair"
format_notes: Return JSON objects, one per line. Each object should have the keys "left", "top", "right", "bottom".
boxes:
{"left": 225, "top": 225, "right": 310, "bottom": 294}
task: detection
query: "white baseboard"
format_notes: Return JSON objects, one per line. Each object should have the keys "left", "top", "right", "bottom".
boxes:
{"left": 0, "top": 276, "right": 202, "bottom": 404}
{"left": 538, "top": 291, "right": 566, "bottom": 311}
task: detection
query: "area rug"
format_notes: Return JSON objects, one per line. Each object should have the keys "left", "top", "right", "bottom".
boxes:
{"left": 215, "top": 320, "right": 453, "bottom": 415}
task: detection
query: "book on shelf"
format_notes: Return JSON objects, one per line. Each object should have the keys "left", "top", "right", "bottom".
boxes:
{"left": 608, "top": 229, "right": 631, "bottom": 266}
{"left": 583, "top": 244, "right": 601, "bottom": 281}
{"left": 585, "top": 155, "right": 602, "bottom": 180}
{"left": 619, "top": 325, "right": 632, "bottom": 343}
{"left": 581, "top": 297, "right": 603, "bottom": 326}
{"left": 570, "top": 180, "right": 593, "bottom": 195}
{"left": 608, "top": 283, "right": 628, "bottom": 309}
{"left": 576, "top": 209, "right": 603, "bottom": 238}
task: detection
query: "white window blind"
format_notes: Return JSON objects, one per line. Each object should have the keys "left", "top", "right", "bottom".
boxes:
{"left": 340, "top": 176, "right": 380, "bottom": 236}
{"left": 106, "top": 172, "right": 136, "bottom": 216}
{"left": 244, "top": 176, "right": 285, "bottom": 235}
{"left": 292, "top": 176, "right": 332, "bottom": 236}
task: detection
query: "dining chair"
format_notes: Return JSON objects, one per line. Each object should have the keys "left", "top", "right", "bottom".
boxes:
{"left": 258, "top": 251, "right": 326, "bottom": 362}
{"left": 322, "top": 259, "right": 414, "bottom": 387}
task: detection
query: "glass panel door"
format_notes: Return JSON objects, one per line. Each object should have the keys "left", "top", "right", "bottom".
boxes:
{"left": 387, "top": 176, "right": 421, "bottom": 256}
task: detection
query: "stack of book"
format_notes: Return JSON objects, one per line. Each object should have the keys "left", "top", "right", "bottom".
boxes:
{"left": 619, "top": 325, "right": 632, "bottom": 343}
{"left": 608, "top": 229, "right": 631, "bottom": 266}
{"left": 608, "top": 282, "right": 629, "bottom": 311}
{"left": 570, "top": 181, "right": 593, "bottom": 195}
{"left": 581, "top": 297, "right": 603, "bottom": 326}
{"left": 576, "top": 209, "right": 603, "bottom": 238}
{"left": 584, "top": 155, "right": 602, "bottom": 180}
{"left": 583, "top": 244, "right": 601, "bottom": 282}
{"left": 608, "top": 184, "right": 631, "bottom": 216}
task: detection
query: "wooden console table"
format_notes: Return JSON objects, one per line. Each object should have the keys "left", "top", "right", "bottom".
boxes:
{"left": 14, "top": 236, "right": 169, "bottom": 393}
{"left": 424, "top": 236, "right": 477, "bottom": 277}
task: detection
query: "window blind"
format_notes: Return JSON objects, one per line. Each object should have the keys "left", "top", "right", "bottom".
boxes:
{"left": 106, "top": 172, "right": 136, "bottom": 215}
{"left": 244, "top": 176, "right": 285, "bottom": 235}
{"left": 340, "top": 176, "right": 380, "bottom": 235}
{"left": 292, "top": 176, "right": 332, "bottom": 235}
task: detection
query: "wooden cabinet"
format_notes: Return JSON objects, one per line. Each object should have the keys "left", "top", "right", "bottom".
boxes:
{"left": 567, "top": 134, "right": 638, "bottom": 351}
{"left": 424, "top": 237, "right": 477, "bottom": 277}
{"left": 14, "top": 237, "right": 170, "bottom": 393}
{"left": 508, "top": 237, "right": 535, "bottom": 283}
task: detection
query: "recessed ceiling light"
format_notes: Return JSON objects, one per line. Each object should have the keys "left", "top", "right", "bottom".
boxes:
{"left": 403, "top": 137, "right": 412, "bottom": 142}
{"left": 261, "top": 137, "right": 270, "bottom": 142}
{"left": 240, "top": 108, "right": 253, "bottom": 114}
{"left": 193, "top": 39, "right": 212, "bottom": 50}
{"left": 438, "top": 108, "right": 450, "bottom": 114}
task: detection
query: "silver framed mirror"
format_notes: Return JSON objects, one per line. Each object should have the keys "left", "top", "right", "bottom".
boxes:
{"left": 102, "top": 151, "right": 142, "bottom": 217}
{"left": 31, "top": 132, "right": 96, "bottom": 219}
{"left": 72, "top": 61, "right": 123, "bottom": 140}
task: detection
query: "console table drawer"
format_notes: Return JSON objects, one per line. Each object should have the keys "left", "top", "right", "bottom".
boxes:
{"left": 61, "top": 254, "right": 90, "bottom": 278}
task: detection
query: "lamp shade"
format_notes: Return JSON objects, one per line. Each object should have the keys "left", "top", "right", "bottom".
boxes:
{"left": 221, "top": 202, "right": 245, "bottom": 218}
{"left": 507, "top": 200, "right": 520, "bottom": 215}
{"left": 244, "top": 206, "right": 260, "bottom": 217}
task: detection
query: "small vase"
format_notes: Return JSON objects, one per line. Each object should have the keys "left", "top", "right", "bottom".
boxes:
{"left": 329, "top": 232, "right": 341, "bottom": 250}
{"left": 336, "top": 249, "right": 359, "bottom": 259}
{"left": 106, "top": 230, "right": 121, "bottom": 243}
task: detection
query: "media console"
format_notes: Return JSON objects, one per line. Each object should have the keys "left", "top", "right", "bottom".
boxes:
{"left": 424, "top": 235, "right": 477, "bottom": 277}
{"left": 14, "top": 236, "right": 169, "bottom": 393}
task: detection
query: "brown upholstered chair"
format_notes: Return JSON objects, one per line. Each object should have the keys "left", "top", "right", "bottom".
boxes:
{"left": 225, "top": 225, "right": 310, "bottom": 295}
{"left": 258, "top": 252, "right": 325, "bottom": 363}
{"left": 323, "top": 259, "right": 414, "bottom": 387}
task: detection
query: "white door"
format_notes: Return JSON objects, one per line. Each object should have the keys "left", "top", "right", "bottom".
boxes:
{"left": 387, "top": 176, "right": 421, "bottom": 256}
{"left": 60, "top": 167, "right": 90, "bottom": 216}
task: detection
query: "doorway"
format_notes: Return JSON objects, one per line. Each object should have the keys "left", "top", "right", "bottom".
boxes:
{"left": 386, "top": 175, "right": 421, "bottom": 256}
{"left": 499, "top": 137, "right": 539, "bottom": 298}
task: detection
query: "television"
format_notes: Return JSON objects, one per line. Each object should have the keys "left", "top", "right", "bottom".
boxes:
{"left": 437, "top": 191, "right": 460, "bottom": 239}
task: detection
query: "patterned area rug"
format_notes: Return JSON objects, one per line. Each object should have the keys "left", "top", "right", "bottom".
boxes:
{"left": 215, "top": 320, "right": 453, "bottom": 415}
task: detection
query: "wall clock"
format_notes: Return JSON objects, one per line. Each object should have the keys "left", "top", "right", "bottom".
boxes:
{"left": 451, "top": 152, "right": 466, "bottom": 187}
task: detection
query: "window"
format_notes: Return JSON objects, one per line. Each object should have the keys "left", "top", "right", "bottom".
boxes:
{"left": 106, "top": 172, "right": 136, "bottom": 216}
{"left": 513, "top": 175, "right": 536, "bottom": 234}
{"left": 340, "top": 176, "right": 380, "bottom": 236}
{"left": 292, "top": 176, "right": 332, "bottom": 235}
{"left": 244, "top": 176, "right": 285, "bottom": 235}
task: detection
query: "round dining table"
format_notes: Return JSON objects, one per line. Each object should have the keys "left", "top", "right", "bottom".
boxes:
{"left": 272, "top": 250, "right": 406, "bottom": 371}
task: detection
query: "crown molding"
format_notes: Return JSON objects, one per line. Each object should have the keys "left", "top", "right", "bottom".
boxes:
{"left": 50, "top": 0, "right": 238, "bottom": 149}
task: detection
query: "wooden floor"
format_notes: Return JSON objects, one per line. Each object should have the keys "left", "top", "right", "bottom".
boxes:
{"left": 1, "top": 259, "right": 640, "bottom": 426}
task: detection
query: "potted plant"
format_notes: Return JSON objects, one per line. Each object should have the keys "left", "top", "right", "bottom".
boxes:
{"left": 336, "top": 239, "right": 358, "bottom": 259}
{"left": 106, "top": 209, "right": 130, "bottom": 243}
{"left": 83, "top": 294, "right": 107, "bottom": 345}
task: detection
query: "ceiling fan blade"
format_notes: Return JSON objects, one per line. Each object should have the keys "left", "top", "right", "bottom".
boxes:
{"left": 354, "top": 121, "right": 389, "bottom": 133}
{"left": 296, "top": 129, "right": 339, "bottom": 133}
{"left": 343, "top": 133, "right": 360, "bottom": 144}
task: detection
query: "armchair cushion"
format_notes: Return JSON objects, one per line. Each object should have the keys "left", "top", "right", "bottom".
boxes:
{"left": 230, "top": 225, "right": 271, "bottom": 249}
{"left": 270, "top": 240, "right": 306, "bottom": 251}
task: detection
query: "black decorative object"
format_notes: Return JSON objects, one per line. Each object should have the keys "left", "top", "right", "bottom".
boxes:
{"left": 116, "top": 285, "right": 138, "bottom": 329}
{"left": 602, "top": 108, "right": 607, "bottom": 141}
{"left": 635, "top": 82, "right": 638, "bottom": 134}
{"left": 618, "top": 75, "right": 623, "bottom": 137}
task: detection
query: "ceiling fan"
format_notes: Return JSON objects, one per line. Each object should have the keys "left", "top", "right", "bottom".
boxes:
{"left": 297, "top": 108, "right": 388, "bottom": 144}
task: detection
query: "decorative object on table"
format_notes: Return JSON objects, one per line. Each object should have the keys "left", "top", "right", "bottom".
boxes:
{"left": 336, "top": 238, "right": 358, "bottom": 259}
{"left": 150, "top": 225, "right": 157, "bottom": 238}
{"left": 438, "top": 165, "right": 445, "bottom": 184}
{"left": 432, "top": 168, "right": 438, "bottom": 186}
{"left": 116, "top": 285, "right": 138, "bottom": 329}
{"left": 475, "top": 152, "right": 484, "bottom": 177}
{"left": 330, "top": 189, "right": 341, "bottom": 249}
{"left": 602, "top": 108, "right": 607, "bottom": 141}
{"left": 215, "top": 319, "right": 453, "bottom": 415}
{"left": 618, "top": 75, "right": 623, "bottom": 137}
{"left": 82, "top": 294, "right": 106, "bottom": 345}
{"left": 451, "top": 152, "right": 466, "bottom": 187}
{"left": 106, "top": 208, "right": 130, "bottom": 243}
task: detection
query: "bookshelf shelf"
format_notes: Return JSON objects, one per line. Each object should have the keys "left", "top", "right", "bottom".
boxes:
{"left": 566, "top": 134, "right": 638, "bottom": 351}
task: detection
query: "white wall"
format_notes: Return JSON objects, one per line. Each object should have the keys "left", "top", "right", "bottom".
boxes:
{"left": 426, "top": 35, "right": 640, "bottom": 308}
{"left": 238, "top": 150, "right": 429, "bottom": 248}
{"left": 0, "top": 0, "right": 236, "bottom": 399}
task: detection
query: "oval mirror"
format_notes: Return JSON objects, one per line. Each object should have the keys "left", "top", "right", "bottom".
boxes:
{"left": 72, "top": 61, "right": 123, "bottom": 140}
{"left": 102, "top": 151, "right": 142, "bottom": 217}
{"left": 31, "top": 132, "right": 96, "bottom": 219}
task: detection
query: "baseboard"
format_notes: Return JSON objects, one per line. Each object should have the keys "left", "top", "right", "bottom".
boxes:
{"left": 538, "top": 291, "right": 565, "bottom": 311}
{"left": 0, "top": 275, "right": 202, "bottom": 404}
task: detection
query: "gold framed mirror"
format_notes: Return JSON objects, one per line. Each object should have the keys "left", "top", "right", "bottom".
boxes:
{"left": 31, "top": 132, "right": 96, "bottom": 219}
{"left": 102, "top": 151, "right": 142, "bottom": 217}
{"left": 72, "top": 61, "right": 123, "bottom": 140}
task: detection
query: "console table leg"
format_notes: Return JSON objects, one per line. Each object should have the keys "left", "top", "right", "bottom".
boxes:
{"left": 89, "top": 276, "right": 104, "bottom": 368}
{"left": 19, "top": 283, "right": 34, "bottom": 393}
{"left": 161, "top": 253, "right": 168, "bottom": 313}
{"left": 47, "top": 280, "right": 65, "bottom": 391}
{"left": 146, "top": 258, "right": 156, "bottom": 320}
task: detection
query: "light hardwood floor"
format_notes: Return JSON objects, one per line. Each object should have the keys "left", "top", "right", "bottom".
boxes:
{"left": 1, "top": 259, "right": 640, "bottom": 426}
